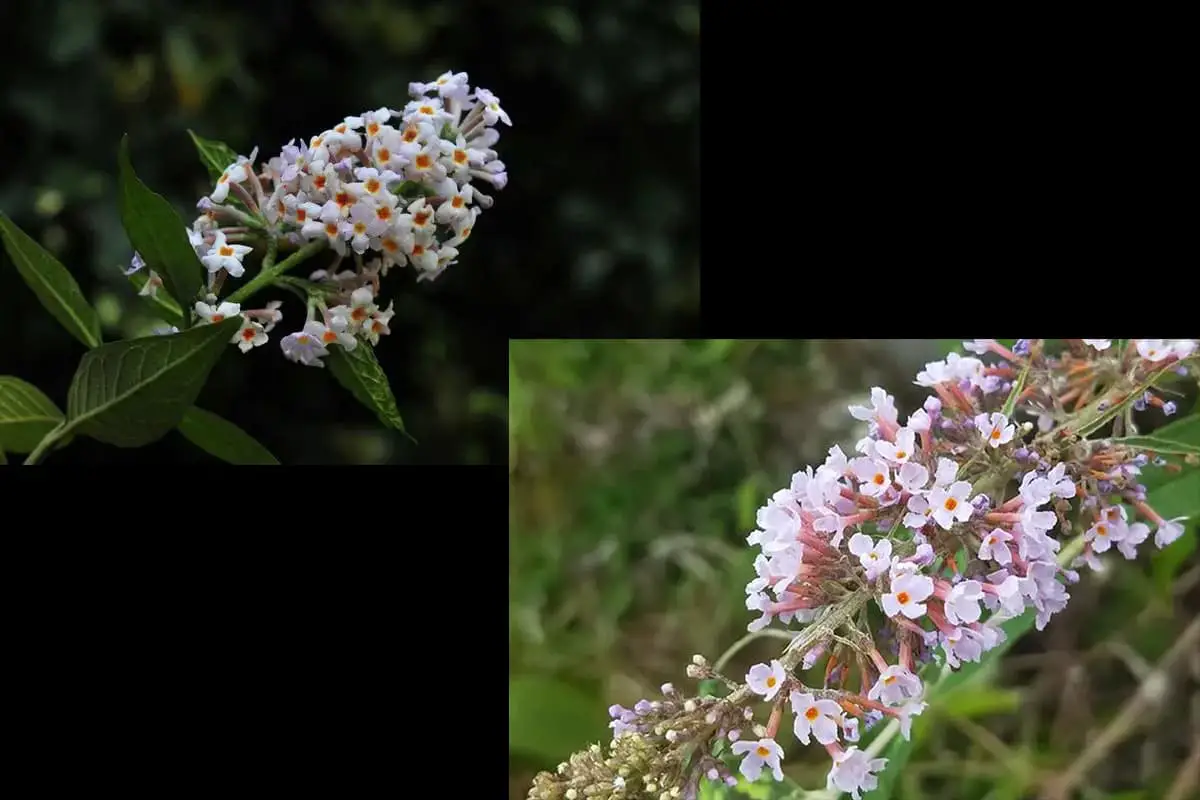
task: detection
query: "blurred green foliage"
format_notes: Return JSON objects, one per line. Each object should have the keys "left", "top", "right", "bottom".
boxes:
{"left": 509, "top": 340, "right": 1199, "bottom": 800}
{"left": 0, "top": 0, "right": 700, "bottom": 463}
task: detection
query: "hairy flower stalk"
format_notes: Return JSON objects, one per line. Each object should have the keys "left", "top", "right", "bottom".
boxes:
{"left": 528, "top": 338, "right": 1199, "bottom": 800}
{"left": 124, "top": 70, "right": 509, "bottom": 367}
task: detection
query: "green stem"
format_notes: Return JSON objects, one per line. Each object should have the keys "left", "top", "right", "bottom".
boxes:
{"left": 23, "top": 422, "right": 70, "bottom": 465}
{"left": 226, "top": 240, "right": 326, "bottom": 306}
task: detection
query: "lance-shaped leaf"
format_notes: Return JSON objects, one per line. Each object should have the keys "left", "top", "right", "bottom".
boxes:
{"left": 326, "top": 344, "right": 409, "bottom": 436}
{"left": 128, "top": 269, "right": 186, "bottom": 328}
{"left": 117, "top": 134, "right": 204, "bottom": 308}
{"left": 0, "top": 213, "right": 102, "bottom": 350}
{"left": 187, "top": 129, "right": 240, "bottom": 183}
{"left": 177, "top": 406, "right": 279, "bottom": 465}
{"left": 0, "top": 376, "right": 65, "bottom": 453}
{"left": 65, "top": 318, "right": 242, "bottom": 447}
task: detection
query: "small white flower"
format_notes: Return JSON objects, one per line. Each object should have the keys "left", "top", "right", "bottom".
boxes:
{"left": 1170, "top": 339, "right": 1197, "bottom": 358}
{"left": 200, "top": 231, "right": 253, "bottom": 277}
{"left": 790, "top": 691, "right": 842, "bottom": 745}
{"left": 974, "top": 411, "right": 1015, "bottom": 448}
{"left": 933, "top": 457, "right": 958, "bottom": 487}
{"left": 851, "top": 457, "right": 892, "bottom": 498}
{"left": 903, "top": 494, "right": 934, "bottom": 530}
{"left": 826, "top": 746, "right": 888, "bottom": 800}
{"left": 1135, "top": 339, "right": 1170, "bottom": 362}
{"left": 875, "top": 427, "right": 916, "bottom": 465}
{"left": 1155, "top": 517, "right": 1188, "bottom": 549}
{"left": 848, "top": 533, "right": 892, "bottom": 581}
{"left": 881, "top": 572, "right": 934, "bottom": 619}
{"left": 944, "top": 579, "right": 984, "bottom": 625}
{"left": 1082, "top": 339, "right": 1111, "bottom": 350}
{"left": 962, "top": 339, "right": 995, "bottom": 354}
{"left": 906, "top": 408, "right": 932, "bottom": 432}
{"left": 210, "top": 153, "right": 254, "bottom": 204}
{"left": 896, "top": 462, "right": 929, "bottom": 494}
{"left": 473, "top": 87, "right": 512, "bottom": 126}
{"left": 194, "top": 300, "right": 242, "bottom": 324}
{"left": 1118, "top": 522, "right": 1150, "bottom": 559}
{"left": 138, "top": 269, "right": 163, "bottom": 298}
{"left": 928, "top": 480, "right": 974, "bottom": 530}
{"left": 1083, "top": 519, "right": 1122, "bottom": 553}
{"left": 979, "top": 528, "right": 1013, "bottom": 565}
{"left": 280, "top": 322, "right": 331, "bottom": 367}
{"left": 848, "top": 387, "right": 898, "bottom": 426}
{"left": 730, "top": 738, "right": 784, "bottom": 783}
{"left": 231, "top": 317, "right": 268, "bottom": 353}
{"left": 746, "top": 660, "right": 787, "bottom": 702}
{"left": 867, "top": 665, "right": 923, "bottom": 706}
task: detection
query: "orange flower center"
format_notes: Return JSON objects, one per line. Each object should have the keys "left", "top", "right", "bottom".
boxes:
{"left": 896, "top": 591, "right": 911, "bottom": 605}
{"left": 218, "top": 245, "right": 234, "bottom": 257}
{"left": 756, "top": 746, "right": 770, "bottom": 758}
{"left": 321, "top": 330, "right": 338, "bottom": 344}
{"left": 944, "top": 498, "right": 958, "bottom": 511}
{"left": 804, "top": 707, "right": 818, "bottom": 721}
{"left": 211, "top": 314, "right": 225, "bottom": 323}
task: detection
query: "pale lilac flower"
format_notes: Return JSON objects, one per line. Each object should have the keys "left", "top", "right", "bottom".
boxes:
{"left": 1155, "top": 517, "right": 1188, "bottom": 549}
{"left": 1084, "top": 520, "right": 1122, "bottom": 553}
{"left": 852, "top": 457, "right": 892, "bottom": 498}
{"left": 124, "top": 251, "right": 146, "bottom": 276}
{"left": 962, "top": 338, "right": 995, "bottom": 354}
{"left": 280, "top": 322, "right": 331, "bottom": 367}
{"left": 881, "top": 572, "right": 934, "bottom": 619}
{"left": 1118, "top": 522, "right": 1150, "bottom": 559}
{"left": 790, "top": 691, "right": 842, "bottom": 745}
{"left": 907, "top": 408, "right": 932, "bottom": 432}
{"left": 826, "top": 747, "right": 887, "bottom": 800}
{"left": 848, "top": 533, "right": 892, "bottom": 581}
{"left": 928, "top": 480, "right": 973, "bottom": 529}
{"left": 975, "top": 411, "right": 1016, "bottom": 448}
{"left": 731, "top": 738, "right": 784, "bottom": 783}
{"left": 1135, "top": 339, "right": 1170, "bottom": 362}
{"left": 746, "top": 660, "right": 787, "bottom": 702}
{"left": 848, "top": 387, "right": 898, "bottom": 427}
{"left": 875, "top": 427, "right": 916, "bottom": 465}
{"left": 867, "top": 665, "right": 923, "bottom": 706}
{"left": 896, "top": 462, "right": 929, "bottom": 493}
{"left": 895, "top": 699, "right": 928, "bottom": 740}
{"left": 933, "top": 457, "right": 958, "bottom": 487}
{"left": 1044, "top": 463, "right": 1077, "bottom": 498}
{"left": 944, "top": 580, "right": 984, "bottom": 625}
{"left": 903, "top": 494, "right": 933, "bottom": 530}
{"left": 979, "top": 528, "right": 1013, "bottom": 565}
{"left": 1082, "top": 339, "right": 1111, "bottom": 350}
{"left": 194, "top": 300, "right": 241, "bottom": 324}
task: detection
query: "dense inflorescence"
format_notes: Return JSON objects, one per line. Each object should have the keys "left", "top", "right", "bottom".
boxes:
{"left": 529, "top": 338, "right": 1199, "bottom": 800}
{"left": 124, "top": 70, "right": 509, "bottom": 367}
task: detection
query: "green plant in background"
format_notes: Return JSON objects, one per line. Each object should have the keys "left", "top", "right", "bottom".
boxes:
{"left": 525, "top": 339, "right": 1200, "bottom": 800}
{"left": 0, "top": 69, "right": 510, "bottom": 464}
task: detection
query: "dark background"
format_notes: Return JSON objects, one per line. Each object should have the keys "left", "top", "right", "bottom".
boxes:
{"left": 0, "top": 0, "right": 700, "bottom": 464}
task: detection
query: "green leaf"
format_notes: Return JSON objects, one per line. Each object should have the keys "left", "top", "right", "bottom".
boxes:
{"left": 64, "top": 318, "right": 242, "bottom": 447}
{"left": 177, "top": 406, "right": 279, "bottom": 465}
{"left": 128, "top": 269, "right": 185, "bottom": 328}
{"left": 0, "top": 445, "right": 7, "bottom": 465}
{"left": 1132, "top": 412, "right": 1200, "bottom": 494}
{"left": 0, "top": 212, "right": 102, "bottom": 349}
{"left": 117, "top": 134, "right": 204, "bottom": 309}
{"left": 325, "top": 344, "right": 410, "bottom": 438}
{"left": 508, "top": 675, "right": 606, "bottom": 764}
{"left": 0, "top": 376, "right": 65, "bottom": 453}
{"left": 1109, "top": 434, "right": 1200, "bottom": 457}
{"left": 186, "top": 129, "right": 239, "bottom": 183}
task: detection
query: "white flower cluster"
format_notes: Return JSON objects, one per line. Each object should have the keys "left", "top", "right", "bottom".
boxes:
{"left": 123, "top": 70, "right": 508, "bottom": 367}
{"left": 731, "top": 338, "right": 1197, "bottom": 797}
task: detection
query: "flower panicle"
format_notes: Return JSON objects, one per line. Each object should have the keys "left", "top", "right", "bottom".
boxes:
{"left": 123, "top": 69, "right": 509, "bottom": 367}
{"left": 531, "top": 338, "right": 1199, "bottom": 800}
